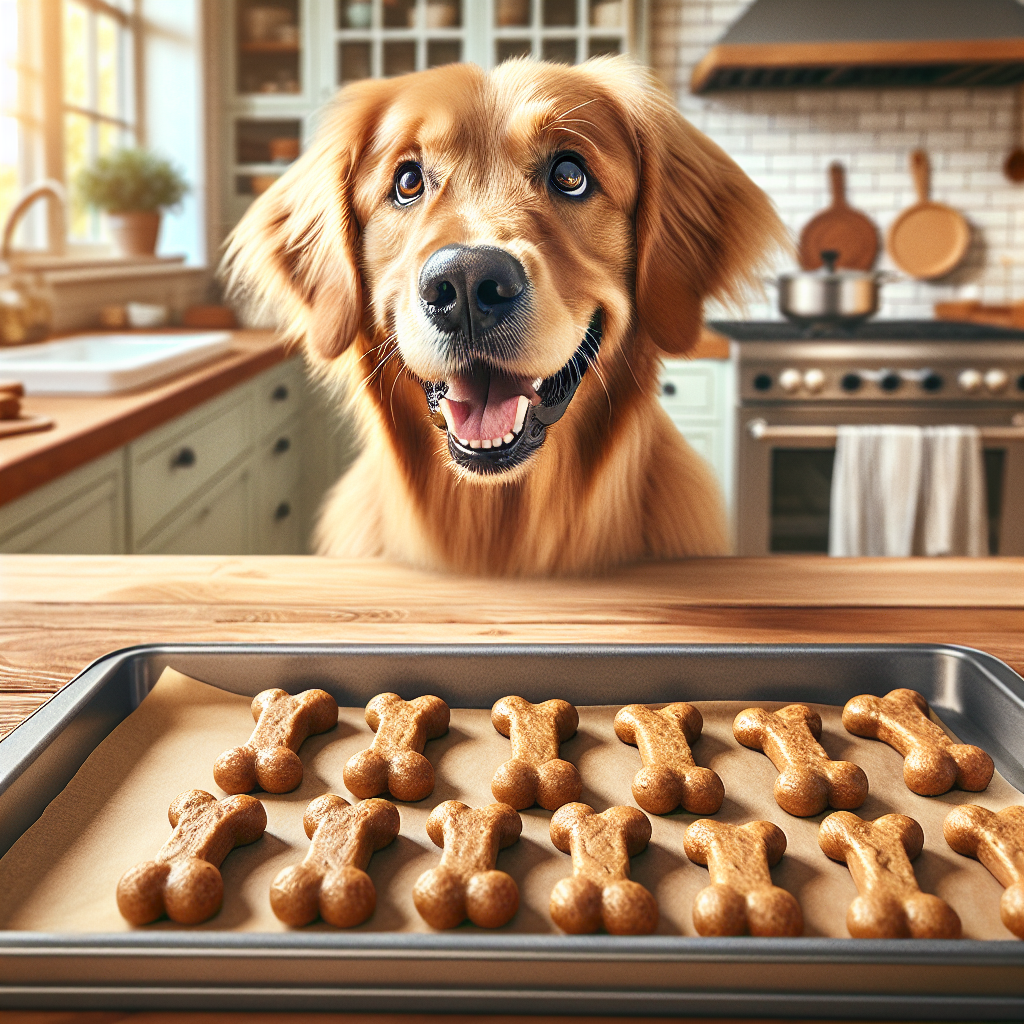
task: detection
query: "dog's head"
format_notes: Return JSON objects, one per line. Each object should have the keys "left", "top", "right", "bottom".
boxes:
{"left": 225, "top": 58, "right": 782, "bottom": 482}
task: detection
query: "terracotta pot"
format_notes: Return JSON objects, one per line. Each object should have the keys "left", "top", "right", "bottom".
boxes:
{"left": 107, "top": 210, "right": 161, "bottom": 257}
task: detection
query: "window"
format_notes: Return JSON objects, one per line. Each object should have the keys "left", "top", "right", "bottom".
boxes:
{"left": 62, "top": 0, "right": 138, "bottom": 240}
{"left": 0, "top": 0, "right": 140, "bottom": 253}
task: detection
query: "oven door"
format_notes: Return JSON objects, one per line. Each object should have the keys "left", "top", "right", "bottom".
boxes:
{"left": 735, "top": 408, "right": 1024, "bottom": 556}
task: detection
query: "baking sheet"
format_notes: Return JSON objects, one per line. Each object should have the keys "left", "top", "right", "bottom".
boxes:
{"left": 0, "top": 667, "right": 1020, "bottom": 939}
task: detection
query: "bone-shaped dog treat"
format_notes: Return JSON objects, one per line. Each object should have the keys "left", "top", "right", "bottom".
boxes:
{"left": 116, "top": 789, "right": 266, "bottom": 925}
{"left": 548, "top": 802, "right": 658, "bottom": 935}
{"left": 412, "top": 800, "right": 522, "bottom": 929}
{"left": 944, "top": 804, "right": 1024, "bottom": 940}
{"left": 270, "top": 794, "right": 400, "bottom": 928}
{"left": 818, "top": 810, "right": 961, "bottom": 939}
{"left": 614, "top": 702, "right": 724, "bottom": 815}
{"left": 683, "top": 819, "right": 803, "bottom": 936}
{"left": 733, "top": 704, "right": 868, "bottom": 817}
{"left": 214, "top": 688, "right": 338, "bottom": 794}
{"left": 490, "top": 696, "right": 582, "bottom": 810}
{"left": 842, "top": 688, "right": 993, "bottom": 796}
{"left": 343, "top": 693, "right": 450, "bottom": 802}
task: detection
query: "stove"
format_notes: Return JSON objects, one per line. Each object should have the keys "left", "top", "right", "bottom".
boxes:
{"left": 711, "top": 320, "right": 1024, "bottom": 556}
{"left": 711, "top": 319, "right": 1024, "bottom": 343}
{"left": 711, "top": 320, "right": 1024, "bottom": 404}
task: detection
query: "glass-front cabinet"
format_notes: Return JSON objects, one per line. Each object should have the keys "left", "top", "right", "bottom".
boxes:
{"left": 220, "top": 0, "right": 644, "bottom": 229}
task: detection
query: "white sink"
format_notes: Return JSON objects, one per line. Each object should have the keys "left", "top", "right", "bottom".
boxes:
{"left": 0, "top": 332, "right": 234, "bottom": 394}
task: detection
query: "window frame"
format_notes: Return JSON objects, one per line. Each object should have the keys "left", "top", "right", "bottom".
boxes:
{"left": 2, "top": 0, "right": 145, "bottom": 254}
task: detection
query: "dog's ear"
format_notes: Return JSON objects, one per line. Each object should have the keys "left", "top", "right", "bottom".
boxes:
{"left": 603, "top": 63, "right": 785, "bottom": 355}
{"left": 222, "top": 79, "right": 388, "bottom": 361}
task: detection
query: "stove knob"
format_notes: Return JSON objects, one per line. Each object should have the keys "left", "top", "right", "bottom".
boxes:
{"left": 779, "top": 368, "right": 803, "bottom": 393}
{"left": 1018, "top": 373, "right": 1024, "bottom": 392}
{"left": 753, "top": 373, "right": 772, "bottom": 391}
{"left": 879, "top": 370, "right": 902, "bottom": 392}
{"left": 803, "top": 368, "right": 825, "bottom": 393}
{"left": 841, "top": 372, "right": 862, "bottom": 393}
{"left": 921, "top": 372, "right": 943, "bottom": 392}
{"left": 958, "top": 369, "right": 982, "bottom": 393}
{"left": 984, "top": 368, "right": 1008, "bottom": 393}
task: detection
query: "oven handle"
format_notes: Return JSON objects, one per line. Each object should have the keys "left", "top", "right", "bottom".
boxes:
{"left": 746, "top": 418, "right": 1024, "bottom": 442}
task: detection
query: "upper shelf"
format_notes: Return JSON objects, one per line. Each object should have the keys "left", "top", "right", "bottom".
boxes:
{"left": 690, "top": 0, "right": 1024, "bottom": 93}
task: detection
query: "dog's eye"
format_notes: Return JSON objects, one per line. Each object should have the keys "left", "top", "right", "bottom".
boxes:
{"left": 394, "top": 163, "right": 424, "bottom": 205}
{"left": 550, "top": 158, "right": 587, "bottom": 197}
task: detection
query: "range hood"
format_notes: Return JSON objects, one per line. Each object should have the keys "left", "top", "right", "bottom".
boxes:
{"left": 691, "top": 0, "right": 1024, "bottom": 93}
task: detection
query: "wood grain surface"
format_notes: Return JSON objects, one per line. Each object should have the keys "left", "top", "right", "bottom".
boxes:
{"left": 2, "top": 554, "right": 1021, "bottom": 738}
{"left": 1, "top": 554, "right": 1020, "bottom": 1024}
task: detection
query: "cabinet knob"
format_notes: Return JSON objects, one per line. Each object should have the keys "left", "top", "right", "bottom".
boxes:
{"left": 274, "top": 436, "right": 291, "bottom": 454}
{"left": 274, "top": 501, "right": 291, "bottom": 521}
{"left": 272, "top": 384, "right": 289, "bottom": 401}
{"left": 661, "top": 381, "right": 676, "bottom": 397}
{"left": 171, "top": 446, "right": 196, "bottom": 468}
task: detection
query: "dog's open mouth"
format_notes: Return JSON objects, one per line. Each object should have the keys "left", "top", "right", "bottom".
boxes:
{"left": 420, "top": 312, "right": 602, "bottom": 475}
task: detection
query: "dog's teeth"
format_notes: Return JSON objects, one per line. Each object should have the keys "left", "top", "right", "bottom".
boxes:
{"left": 482, "top": 439, "right": 492, "bottom": 449}
{"left": 458, "top": 437, "right": 468, "bottom": 446}
{"left": 470, "top": 439, "right": 482, "bottom": 449}
{"left": 513, "top": 395, "right": 529, "bottom": 434}
{"left": 491, "top": 437, "right": 503, "bottom": 446}
{"left": 503, "top": 432, "right": 514, "bottom": 444}
{"left": 532, "top": 377, "right": 543, "bottom": 389}
{"left": 439, "top": 398, "right": 458, "bottom": 434}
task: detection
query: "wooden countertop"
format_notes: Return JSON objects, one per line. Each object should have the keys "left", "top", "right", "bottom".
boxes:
{"left": 0, "top": 330, "right": 290, "bottom": 507}
{"left": 0, "top": 555, "right": 1020, "bottom": 1024}
{"left": 2, "top": 554, "right": 1021, "bottom": 739}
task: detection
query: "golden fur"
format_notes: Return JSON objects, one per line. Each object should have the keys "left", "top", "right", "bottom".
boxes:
{"left": 224, "top": 57, "right": 784, "bottom": 575}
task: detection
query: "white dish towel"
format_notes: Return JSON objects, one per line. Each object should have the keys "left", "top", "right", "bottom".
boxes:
{"left": 829, "top": 425, "right": 988, "bottom": 557}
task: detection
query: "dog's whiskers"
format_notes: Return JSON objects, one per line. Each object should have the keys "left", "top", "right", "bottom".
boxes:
{"left": 388, "top": 362, "right": 408, "bottom": 423}
{"left": 621, "top": 350, "right": 644, "bottom": 394}
{"left": 356, "top": 336, "right": 399, "bottom": 394}
{"left": 542, "top": 97, "right": 597, "bottom": 131}
{"left": 545, "top": 125, "right": 601, "bottom": 157}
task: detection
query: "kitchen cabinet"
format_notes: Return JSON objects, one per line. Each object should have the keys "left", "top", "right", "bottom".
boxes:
{"left": 0, "top": 358, "right": 334, "bottom": 556}
{"left": 220, "top": 0, "right": 646, "bottom": 233}
{"left": 658, "top": 357, "right": 735, "bottom": 518}
{"left": 138, "top": 463, "right": 256, "bottom": 555}
{"left": 0, "top": 450, "right": 126, "bottom": 555}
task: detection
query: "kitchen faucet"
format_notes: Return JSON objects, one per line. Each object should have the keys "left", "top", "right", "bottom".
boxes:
{"left": 0, "top": 180, "right": 65, "bottom": 344}
{"left": 1, "top": 179, "right": 67, "bottom": 264}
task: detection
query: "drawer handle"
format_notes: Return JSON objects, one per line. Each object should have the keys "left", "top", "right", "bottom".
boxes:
{"left": 272, "top": 384, "right": 289, "bottom": 401}
{"left": 171, "top": 446, "right": 196, "bottom": 468}
{"left": 274, "top": 501, "right": 291, "bottom": 520}
{"left": 273, "top": 436, "right": 291, "bottom": 454}
{"left": 661, "top": 381, "right": 676, "bottom": 396}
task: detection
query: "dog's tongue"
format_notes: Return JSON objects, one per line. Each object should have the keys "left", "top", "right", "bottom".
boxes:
{"left": 444, "top": 367, "right": 532, "bottom": 440}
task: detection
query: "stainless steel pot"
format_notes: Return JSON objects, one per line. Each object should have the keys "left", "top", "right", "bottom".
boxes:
{"left": 775, "top": 250, "right": 884, "bottom": 326}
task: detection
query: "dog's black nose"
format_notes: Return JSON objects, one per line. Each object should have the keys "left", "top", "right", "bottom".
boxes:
{"left": 418, "top": 244, "right": 528, "bottom": 338}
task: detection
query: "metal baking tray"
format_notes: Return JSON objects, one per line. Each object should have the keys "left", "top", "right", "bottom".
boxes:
{"left": 0, "top": 642, "right": 1022, "bottom": 1018}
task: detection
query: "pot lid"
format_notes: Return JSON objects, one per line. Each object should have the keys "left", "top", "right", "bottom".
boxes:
{"left": 779, "top": 251, "right": 879, "bottom": 281}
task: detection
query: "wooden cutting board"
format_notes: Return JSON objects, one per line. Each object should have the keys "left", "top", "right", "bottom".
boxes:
{"left": 0, "top": 414, "right": 54, "bottom": 438}
{"left": 887, "top": 149, "right": 970, "bottom": 279}
{"left": 798, "top": 161, "right": 878, "bottom": 271}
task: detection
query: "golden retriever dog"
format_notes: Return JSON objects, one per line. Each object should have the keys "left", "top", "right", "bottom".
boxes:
{"left": 225, "top": 57, "right": 783, "bottom": 574}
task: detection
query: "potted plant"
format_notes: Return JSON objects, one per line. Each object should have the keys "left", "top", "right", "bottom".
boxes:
{"left": 76, "top": 148, "right": 189, "bottom": 257}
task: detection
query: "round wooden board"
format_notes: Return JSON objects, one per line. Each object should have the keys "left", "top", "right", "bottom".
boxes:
{"left": 798, "top": 162, "right": 878, "bottom": 271}
{"left": 886, "top": 149, "right": 970, "bottom": 280}
{"left": 0, "top": 414, "right": 54, "bottom": 439}
{"left": 887, "top": 202, "right": 970, "bottom": 279}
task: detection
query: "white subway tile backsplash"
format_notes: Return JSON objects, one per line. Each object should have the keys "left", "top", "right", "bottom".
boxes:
{"left": 903, "top": 111, "right": 950, "bottom": 130}
{"left": 650, "top": 0, "right": 1023, "bottom": 318}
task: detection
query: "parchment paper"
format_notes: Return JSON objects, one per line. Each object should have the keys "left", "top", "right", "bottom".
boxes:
{"left": 0, "top": 668, "right": 1020, "bottom": 938}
